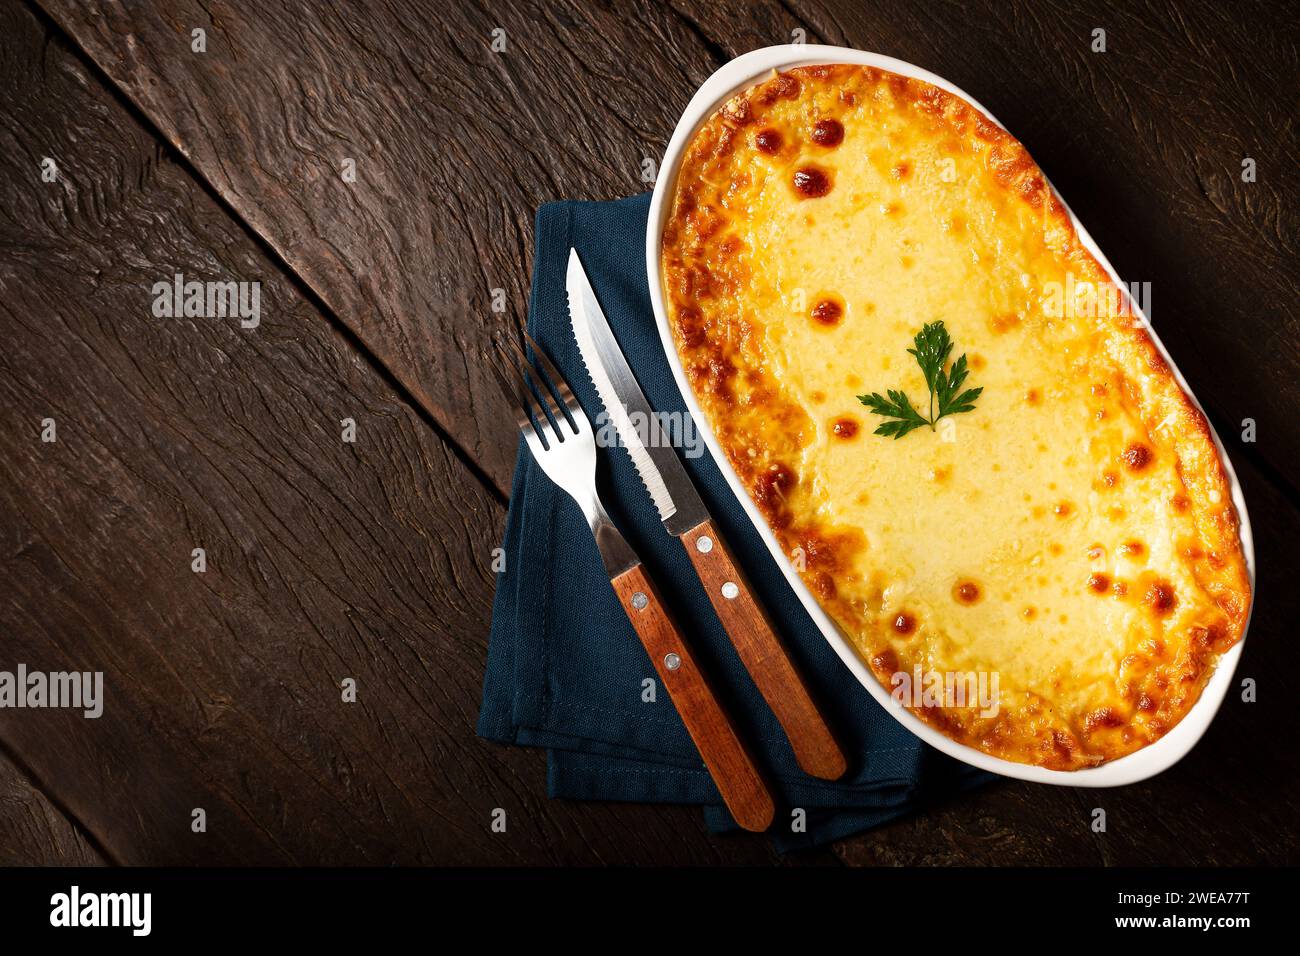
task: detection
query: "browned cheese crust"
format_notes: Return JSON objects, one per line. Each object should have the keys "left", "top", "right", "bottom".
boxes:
{"left": 661, "top": 64, "right": 1251, "bottom": 769}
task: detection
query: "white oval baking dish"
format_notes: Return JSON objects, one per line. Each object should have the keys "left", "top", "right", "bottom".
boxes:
{"left": 645, "top": 44, "right": 1255, "bottom": 786}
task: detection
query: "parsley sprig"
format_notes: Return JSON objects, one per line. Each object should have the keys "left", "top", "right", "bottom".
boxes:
{"left": 857, "top": 321, "right": 982, "bottom": 439}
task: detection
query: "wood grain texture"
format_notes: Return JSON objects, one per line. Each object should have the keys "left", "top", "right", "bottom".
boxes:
{"left": 7, "top": 0, "right": 1296, "bottom": 865}
{"left": 0, "top": 0, "right": 801, "bottom": 866}
{"left": 29, "top": 0, "right": 822, "bottom": 494}
{"left": 0, "top": 747, "right": 106, "bottom": 866}
{"left": 611, "top": 561, "right": 776, "bottom": 832}
{"left": 680, "top": 518, "right": 847, "bottom": 782}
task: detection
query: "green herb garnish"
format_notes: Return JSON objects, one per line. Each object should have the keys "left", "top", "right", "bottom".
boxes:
{"left": 857, "top": 321, "right": 982, "bottom": 439}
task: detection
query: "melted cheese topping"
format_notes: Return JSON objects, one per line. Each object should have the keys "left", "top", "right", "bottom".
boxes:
{"left": 661, "top": 64, "right": 1250, "bottom": 769}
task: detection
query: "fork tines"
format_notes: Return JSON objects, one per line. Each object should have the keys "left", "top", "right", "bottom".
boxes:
{"left": 492, "top": 333, "right": 581, "bottom": 447}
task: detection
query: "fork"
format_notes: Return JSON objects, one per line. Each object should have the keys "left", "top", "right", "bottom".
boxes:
{"left": 494, "top": 333, "right": 775, "bottom": 833}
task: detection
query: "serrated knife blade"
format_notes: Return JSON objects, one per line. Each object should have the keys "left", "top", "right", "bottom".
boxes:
{"left": 565, "top": 249, "right": 708, "bottom": 536}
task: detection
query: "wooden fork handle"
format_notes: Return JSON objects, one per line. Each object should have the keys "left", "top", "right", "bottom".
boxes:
{"left": 610, "top": 563, "right": 775, "bottom": 832}
{"left": 679, "top": 518, "right": 848, "bottom": 781}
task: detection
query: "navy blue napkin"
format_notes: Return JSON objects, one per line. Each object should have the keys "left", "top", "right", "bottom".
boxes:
{"left": 478, "top": 193, "right": 992, "bottom": 850}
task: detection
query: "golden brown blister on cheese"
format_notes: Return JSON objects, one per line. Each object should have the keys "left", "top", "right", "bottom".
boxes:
{"left": 661, "top": 64, "right": 1251, "bottom": 770}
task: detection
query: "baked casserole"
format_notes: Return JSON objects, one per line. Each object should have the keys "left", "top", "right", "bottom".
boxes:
{"left": 660, "top": 64, "right": 1250, "bottom": 770}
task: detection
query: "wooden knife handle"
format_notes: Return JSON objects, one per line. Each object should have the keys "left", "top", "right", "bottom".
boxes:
{"left": 610, "top": 563, "right": 775, "bottom": 832}
{"left": 679, "top": 518, "right": 848, "bottom": 781}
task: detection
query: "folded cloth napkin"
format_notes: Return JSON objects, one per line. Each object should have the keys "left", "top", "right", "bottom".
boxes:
{"left": 478, "top": 192, "right": 992, "bottom": 851}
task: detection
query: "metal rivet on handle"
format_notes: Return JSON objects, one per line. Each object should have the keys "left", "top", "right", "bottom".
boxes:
{"left": 664, "top": 653, "right": 681, "bottom": 671}
{"left": 695, "top": 535, "right": 713, "bottom": 553}
{"left": 631, "top": 591, "right": 648, "bottom": 610}
{"left": 721, "top": 581, "right": 739, "bottom": 600}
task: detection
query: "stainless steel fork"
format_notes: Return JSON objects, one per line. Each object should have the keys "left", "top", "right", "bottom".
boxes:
{"left": 494, "top": 334, "right": 775, "bottom": 832}
{"left": 496, "top": 336, "right": 638, "bottom": 580}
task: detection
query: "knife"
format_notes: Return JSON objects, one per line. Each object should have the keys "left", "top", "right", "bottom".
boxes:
{"left": 566, "top": 249, "right": 848, "bottom": 781}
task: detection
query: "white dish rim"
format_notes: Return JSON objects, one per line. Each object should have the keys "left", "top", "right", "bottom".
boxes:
{"left": 644, "top": 43, "right": 1256, "bottom": 786}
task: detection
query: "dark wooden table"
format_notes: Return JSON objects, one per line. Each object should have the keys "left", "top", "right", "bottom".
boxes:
{"left": 1, "top": 0, "right": 1295, "bottom": 866}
